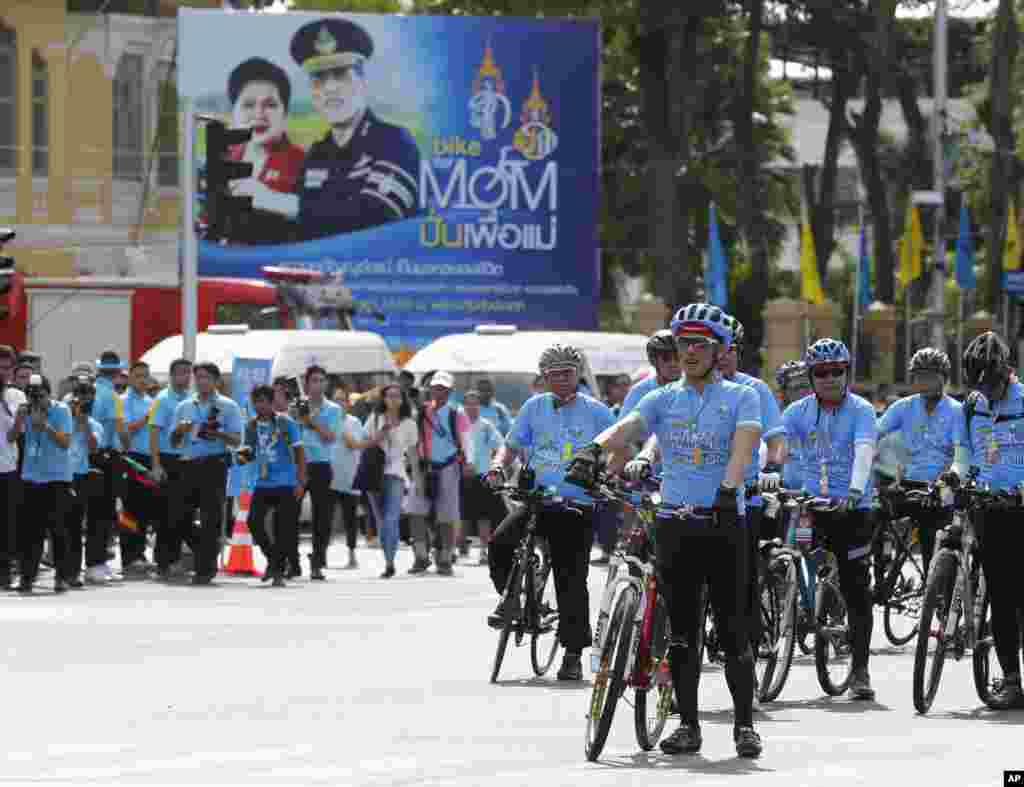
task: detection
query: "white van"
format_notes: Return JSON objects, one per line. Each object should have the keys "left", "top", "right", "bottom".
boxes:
{"left": 141, "top": 325, "right": 397, "bottom": 392}
{"left": 403, "top": 325, "right": 649, "bottom": 412}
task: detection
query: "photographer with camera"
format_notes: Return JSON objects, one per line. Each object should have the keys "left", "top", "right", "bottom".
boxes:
{"left": 296, "top": 365, "right": 341, "bottom": 580}
{"left": 149, "top": 359, "right": 195, "bottom": 580}
{"left": 14, "top": 374, "right": 73, "bottom": 593}
{"left": 66, "top": 376, "right": 104, "bottom": 587}
{"left": 170, "top": 362, "right": 242, "bottom": 585}
{"left": 118, "top": 361, "right": 155, "bottom": 574}
{"left": 0, "top": 345, "right": 26, "bottom": 589}
{"left": 237, "top": 385, "right": 306, "bottom": 586}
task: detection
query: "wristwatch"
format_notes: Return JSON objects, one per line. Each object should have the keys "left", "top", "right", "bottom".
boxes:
{"left": 720, "top": 480, "right": 737, "bottom": 491}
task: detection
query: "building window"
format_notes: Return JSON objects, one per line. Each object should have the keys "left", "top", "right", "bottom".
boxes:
{"left": 113, "top": 52, "right": 143, "bottom": 180}
{"left": 0, "top": 27, "right": 14, "bottom": 173}
{"left": 31, "top": 51, "right": 48, "bottom": 175}
{"left": 157, "top": 73, "right": 178, "bottom": 187}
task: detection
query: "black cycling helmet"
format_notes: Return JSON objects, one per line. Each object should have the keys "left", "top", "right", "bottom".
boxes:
{"left": 646, "top": 329, "right": 677, "bottom": 366}
{"left": 963, "top": 331, "right": 1010, "bottom": 389}
{"left": 908, "top": 347, "right": 951, "bottom": 379}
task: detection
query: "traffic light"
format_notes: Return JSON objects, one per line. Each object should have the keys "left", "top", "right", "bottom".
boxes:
{"left": 203, "top": 119, "right": 253, "bottom": 243}
{"left": 0, "top": 228, "right": 15, "bottom": 297}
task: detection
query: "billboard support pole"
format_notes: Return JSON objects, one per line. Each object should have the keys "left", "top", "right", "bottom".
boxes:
{"left": 182, "top": 106, "right": 198, "bottom": 362}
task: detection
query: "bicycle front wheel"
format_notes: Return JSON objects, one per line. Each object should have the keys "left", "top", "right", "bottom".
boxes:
{"left": 490, "top": 563, "right": 524, "bottom": 684}
{"left": 912, "top": 550, "right": 958, "bottom": 714}
{"left": 634, "top": 593, "right": 672, "bottom": 750}
{"left": 530, "top": 551, "right": 560, "bottom": 677}
{"left": 814, "top": 578, "right": 853, "bottom": 696}
{"left": 883, "top": 548, "right": 925, "bottom": 647}
{"left": 585, "top": 584, "right": 638, "bottom": 762}
{"left": 758, "top": 555, "right": 798, "bottom": 703}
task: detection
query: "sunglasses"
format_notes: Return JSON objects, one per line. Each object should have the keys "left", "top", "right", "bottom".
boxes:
{"left": 676, "top": 336, "right": 715, "bottom": 351}
{"left": 812, "top": 367, "right": 847, "bottom": 379}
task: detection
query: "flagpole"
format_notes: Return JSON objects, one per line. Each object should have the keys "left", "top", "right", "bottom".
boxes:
{"left": 852, "top": 205, "right": 863, "bottom": 387}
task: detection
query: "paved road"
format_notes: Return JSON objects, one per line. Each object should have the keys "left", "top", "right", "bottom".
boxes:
{"left": 1, "top": 542, "right": 1021, "bottom": 786}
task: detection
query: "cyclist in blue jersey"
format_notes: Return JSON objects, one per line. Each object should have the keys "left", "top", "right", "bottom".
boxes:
{"left": 619, "top": 330, "right": 682, "bottom": 420}
{"left": 776, "top": 360, "right": 812, "bottom": 490}
{"left": 485, "top": 344, "right": 616, "bottom": 682}
{"left": 568, "top": 303, "right": 764, "bottom": 758}
{"left": 782, "top": 338, "right": 878, "bottom": 700}
{"left": 956, "top": 332, "right": 1024, "bottom": 708}
{"left": 877, "top": 348, "right": 966, "bottom": 578}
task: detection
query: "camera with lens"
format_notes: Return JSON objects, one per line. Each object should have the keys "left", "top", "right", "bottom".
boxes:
{"left": 196, "top": 402, "right": 221, "bottom": 441}
{"left": 70, "top": 376, "right": 95, "bottom": 416}
{"left": 518, "top": 466, "right": 536, "bottom": 492}
{"left": 295, "top": 397, "right": 311, "bottom": 418}
{"left": 26, "top": 374, "right": 47, "bottom": 411}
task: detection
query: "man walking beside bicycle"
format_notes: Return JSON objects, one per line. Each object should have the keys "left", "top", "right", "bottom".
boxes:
{"left": 566, "top": 303, "right": 764, "bottom": 758}
{"left": 781, "top": 338, "right": 878, "bottom": 701}
{"left": 955, "top": 331, "right": 1024, "bottom": 709}
{"left": 876, "top": 348, "right": 966, "bottom": 580}
{"left": 486, "top": 344, "right": 615, "bottom": 682}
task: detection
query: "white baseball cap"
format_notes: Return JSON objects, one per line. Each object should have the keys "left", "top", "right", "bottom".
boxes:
{"left": 430, "top": 370, "right": 455, "bottom": 389}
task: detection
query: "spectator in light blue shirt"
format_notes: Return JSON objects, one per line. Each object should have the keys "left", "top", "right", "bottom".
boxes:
{"left": 475, "top": 377, "right": 512, "bottom": 436}
{"left": 330, "top": 387, "right": 368, "bottom": 570}
{"left": 118, "top": 360, "right": 156, "bottom": 572}
{"left": 460, "top": 389, "right": 505, "bottom": 564}
{"left": 297, "top": 365, "right": 342, "bottom": 579}
{"left": 16, "top": 374, "right": 75, "bottom": 592}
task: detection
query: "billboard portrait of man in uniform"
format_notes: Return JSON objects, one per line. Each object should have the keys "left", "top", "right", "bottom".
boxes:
{"left": 290, "top": 18, "right": 421, "bottom": 241}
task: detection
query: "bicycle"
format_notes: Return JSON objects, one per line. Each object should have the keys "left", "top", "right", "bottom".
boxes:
{"left": 911, "top": 477, "right": 990, "bottom": 713}
{"left": 873, "top": 483, "right": 931, "bottom": 646}
{"left": 488, "top": 469, "right": 563, "bottom": 685}
{"left": 584, "top": 475, "right": 675, "bottom": 761}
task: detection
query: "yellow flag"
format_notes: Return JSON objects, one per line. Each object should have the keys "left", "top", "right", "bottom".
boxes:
{"left": 800, "top": 218, "right": 826, "bottom": 305}
{"left": 1004, "top": 200, "right": 1019, "bottom": 271}
{"left": 897, "top": 203, "right": 923, "bottom": 288}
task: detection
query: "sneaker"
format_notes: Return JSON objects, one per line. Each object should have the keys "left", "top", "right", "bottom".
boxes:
{"left": 271, "top": 575, "right": 286, "bottom": 588}
{"left": 67, "top": 576, "right": 85, "bottom": 590}
{"left": 488, "top": 596, "right": 520, "bottom": 629}
{"left": 848, "top": 669, "right": 876, "bottom": 701}
{"left": 17, "top": 580, "right": 32, "bottom": 595}
{"left": 54, "top": 578, "right": 68, "bottom": 594}
{"left": 436, "top": 563, "right": 454, "bottom": 577}
{"left": 660, "top": 722, "right": 702, "bottom": 755}
{"left": 310, "top": 566, "right": 326, "bottom": 581}
{"left": 556, "top": 651, "right": 583, "bottom": 681}
{"left": 734, "top": 726, "right": 763, "bottom": 758}
{"left": 85, "top": 566, "right": 108, "bottom": 585}
{"left": 124, "top": 559, "right": 150, "bottom": 576}
{"left": 408, "top": 558, "right": 431, "bottom": 575}
{"left": 102, "top": 564, "right": 123, "bottom": 583}
{"left": 989, "top": 675, "right": 1023, "bottom": 710}
{"left": 345, "top": 552, "right": 358, "bottom": 570}
{"left": 458, "top": 542, "right": 470, "bottom": 557}
{"left": 261, "top": 566, "right": 273, "bottom": 583}
{"left": 380, "top": 563, "right": 396, "bottom": 579}
{"left": 287, "top": 563, "right": 302, "bottom": 579}
{"left": 478, "top": 550, "right": 489, "bottom": 566}
{"left": 191, "top": 573, "right": 214, "bottom": 586}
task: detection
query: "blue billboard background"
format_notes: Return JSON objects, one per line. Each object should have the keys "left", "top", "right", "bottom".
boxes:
{"left": 178, "top": 10, "right": 600, "bottom": 354}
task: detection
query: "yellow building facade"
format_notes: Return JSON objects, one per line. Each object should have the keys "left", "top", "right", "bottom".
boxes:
{"left": 0, "top": 0, "right": 215, "bottom": 278}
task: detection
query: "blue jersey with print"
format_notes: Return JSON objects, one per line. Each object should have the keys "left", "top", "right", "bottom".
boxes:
{"left": 620, "top": 376, "right": 659, "bottom": 421}
{"left": 877, "top": 394, "right": 963, "bottom": 482}
{"left": 635, "top": 379, "right": 761, "bottom": 510}
{"left": 23, "top": 401, "right": 73, "bottom": 483}
{"left": 173, "top": 394, "right": 243, "bottom": 459}
{"left": 91, "top": 376, "right": 123, "bottom": 451}
{"left": 731, "top": 371, "right": 784, "bottom": 486}
{"left": 507, "top": 392, "right": 615, "bottom": 501}
{"left": 246, "top": 415, "right": 303, "bottom": 489}
{"left": 783, "top": 437, "right": 804, "bottom": 489}
{"left": 782, "top": 393, "right": 877, "bottom": 507}
{"left": 960, "top": 380, "right": 1024, "bottom": 491}
{"left": 120, "top": 389, "right": 154, "bottom": 455}
{"left": 467, "top": 418, "right": 504, "bottom": 475}
{"left": 301, "top": 399, "right": 341, "bottom": 464}
{"left": 149, "top": 388, "right": 191, "bottom": 455}
{"left": 69, "top": 416, "right": 103, "bottom": 476}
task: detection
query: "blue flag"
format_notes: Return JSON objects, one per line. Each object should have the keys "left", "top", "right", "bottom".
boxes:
{"left": 858, "top": 224, "right": 873, "bottom": 312}
{"left": 955, "top": 201, "right": 977, "bottom": 290}
{"left": 706, "top": 203, "right": 729, "bottom": 308}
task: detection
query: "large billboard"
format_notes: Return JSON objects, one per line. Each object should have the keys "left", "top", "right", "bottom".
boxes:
{"left": 177, "top": 10, "right": 600, "bottom": 353}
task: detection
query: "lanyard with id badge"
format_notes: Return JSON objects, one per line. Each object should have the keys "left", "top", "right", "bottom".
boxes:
{"left": 686, "top": 389, "right": 712, "bottom": 467}
{"left": 255, "top": 420, "right": 280, "bottom": 480}
{"left": 816, "top": 407, "right": 833, "bottom": 496}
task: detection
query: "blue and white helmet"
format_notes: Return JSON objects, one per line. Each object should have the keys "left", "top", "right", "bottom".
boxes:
{"left": 670, "top": 303, "right": 732, "bottom": 347}
{"left": 804, "top": 338, "right": 851, "bottom": 368}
